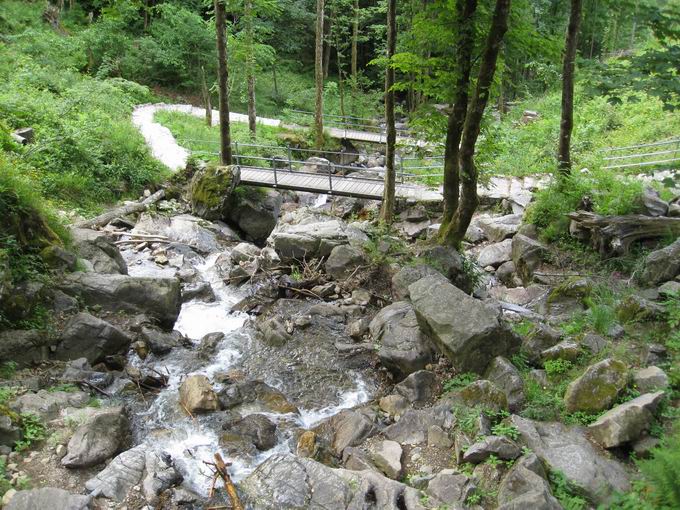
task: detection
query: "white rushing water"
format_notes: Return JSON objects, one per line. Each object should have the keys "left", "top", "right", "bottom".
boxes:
{"left": 122, "top": 246, "right": 372, "bottom": 495}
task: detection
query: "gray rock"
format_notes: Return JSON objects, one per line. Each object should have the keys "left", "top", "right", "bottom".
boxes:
{"left": 240, "top": 453, "right": 428, "bottom": 510}
{"left": 510, "top": 415, "right": 630, "bottom": 504}
{"left": 541, "top": 340, "right": 580, "bottom": 362}
{"left": 581, "top": 333, "right": 607, "bottom": 354}
{"left": 496, "top": 261, "right": 518, "bottom": 287}
{"left": 371, "top": 440, "right": 403, "bottom": 479}
{"left": 641, "top": 187, "right": 668, "bottom": 217}
{"left": 331, "top": 410, "right": 377, "bottom": 456}
{"left": 228, "top": 189, "right": 282, "bottom": 244}
{"left": 369, "top": 301, "right": 436, "bottom": 380}
{"left": 588, "top": 392, "right": 665, "bottom": 448}
{"left": 477, "top": 239, "right": 513, "bottom": 268}
{"left": 521, "top": 323, "right": 562, "bottom": 363}
{"left": 379, "top": 394, "right": 410, "bottom": 419}
{"left": 302, "top": 156, "right": 334, "bottom": 173}
{"left": 410, "top": 276, "right": 520, "bottom": 374}
{"left": 477, "top": 214, "right": 523, "bottom": 242}
{"left": 394, "top": 370, "right": 436, "bottom": 404}
{"left": 55, "top": 313, "right": 132, "bottom": 364}
{"left": 258, "top": 316, "right": 292, "bottom": 346}
{"left": 564, "top": 358, "right": 628, "bottom": 413}
{"left": 140, "top": 326, "right": 186, "bottom": 356}
{"left": 456, "top": 380, "right": 509, "bottom": 412}
{"left": 633, "top": 366, "right": 669, "bottom": 393}
{"left": 5, "top": 488, "right": 91, "bottom": 510}
{"left": 658, "top": 280, "right": 680, "bottom": 297}
{"left": 0, "top": 415, "right": 21, "bottom": 448}
{"left": 49, "top": 289, "right": 79, "bottom": 314}
{"left": 639, "top": 238, "right": 680, "bottom": 285}
{"left": 426, "top": 469, "right": 475, "bottom": 506}
{"left": 391, "top": 265, "right": 446, "bottom": 301}
{"left": 497, "top": 456, "right": 561, "bottom": 510}
{"left": 230, "top": 242, "right": 261, "bottom": 264}
{"left": 70, "top": 228, "right": 127, "bottom": 275}
{"left": 512, "top": 234, "right": 548, "bottom": 285}
{"left": 179, "top": 375, "right": 219, "bottom": 414}
{"left": 59, "top": 273, "right": 181, "bottom": 328}
{"left": 383, "top": 407, "right": 449, "bottom": 445}
{"left": 427, "top": 425, "right": 453, "bottom": 448}
{"left": 485, "top": 356, "right": 525, "bottom": 411}
{"left": 190, "top": 164, "right": 240, "bottom": 221}
{"left": 0, "top": 329, "right": 53, "bottom": 366}
{"left": 222, "top": 413, "right": 277, "bottom": 451}
{"left": 62, "top": 407, "right": 129, "bottom": 468}
{"left": 417, "top": 245, "right": 472, "bottom": 293}
{"left": 133, "top": 213, "right": 223, "bottom": 254}
{"left": 325, "top": 245, "right": 367, "bottom": 280}
{"left": 12, "top": 390, "right": 89, "bottom": 420}
{"left": 462, "top": 435, "right": 521, "bottom": 463}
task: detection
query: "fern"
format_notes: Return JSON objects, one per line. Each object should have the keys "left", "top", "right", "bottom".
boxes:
{"left": 637, "top": 427, "right": 680, "bottom": 509}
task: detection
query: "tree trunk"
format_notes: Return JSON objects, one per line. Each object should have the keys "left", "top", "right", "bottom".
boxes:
{"left": 200, "top": 66, "right": 212, "bottom": 127}
{"left": 351, "top": 0, "right": 359, "bottom": 80}
{"left": 441, "top": 0, "right": 512, "bottom": 247}
{"left": 336, "top": 34, "right": 346, "bottom": 118}
{"left": 245, "top": 0, "right": 257, "bottom": 138}
{"left": 379, "top": 0, "right": 397, "bottom": 224}
{"left": 558, "top": 0, "right": 582, "bottom": 175}
{"left": 323, "top": 8, "right": 334, "bottom": 79}
{"left": 314, "top": 0, "right": 325, "bottom": 148}
{"left": 215, "top": 0, "right": 232, "bottom": 165}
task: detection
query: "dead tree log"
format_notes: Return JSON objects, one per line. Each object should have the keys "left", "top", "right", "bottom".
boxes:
{"left": 568, "top": 211, "right": 680, "bottom": 256}
{"left": 75, "top": 189, "right": 165, "bottom": 229}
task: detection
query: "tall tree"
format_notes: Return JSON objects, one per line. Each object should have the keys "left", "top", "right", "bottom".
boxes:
{"left": 245, "top": 0, "right": 257, "bottom": 138}
{"left": 200, "top": 65, "right": 213, "bottom": 127}
{"left": 215, "top": 0, "right": 233, "bottom": 165}
{"left": 558, "top": 0, "right": 582, "bottom": 174}
{"left": 314, "top": 0, "right": 325, "bottom": 148}
{"left": 440, "top": 0, "right": 512, "bottom": 246}
{"left": 380, "top": 0, "right": 397, "bottom": 223}
{"left": 351, "top": 0, "right": 359, "bottom": 80}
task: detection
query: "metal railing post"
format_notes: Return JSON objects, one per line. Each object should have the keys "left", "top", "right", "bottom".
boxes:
{"left": 234, "top": 142, "right": 240, "bottom": 166}
{"left": 328, "top": 161, "right": 333, "bottom": 194}
{"left": 287, "top": 144, "right": 292, "bottom": 172}
{"left": 274, "top": 164, "right": 278, "bottom": 187}
{"left": 400, "top": 155, "right": 405, "bottom": 183}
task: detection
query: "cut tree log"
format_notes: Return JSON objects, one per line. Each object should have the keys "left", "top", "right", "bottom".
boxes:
{"left": 75, "top": 189, "right": 165, "bottom": 229}
{"left": 568, "top": 211, "right": 680, "bottom": 256}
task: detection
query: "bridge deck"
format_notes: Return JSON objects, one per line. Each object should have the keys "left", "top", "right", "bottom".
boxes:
{"left": 240, "top": 167, "right": 442, "bottom": 201}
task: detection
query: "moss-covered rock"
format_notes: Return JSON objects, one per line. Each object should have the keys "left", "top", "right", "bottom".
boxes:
{"left": 457, "top": 380, "right": 509, "bottom": 412}
{"left": 564, "top": 358, "right": 628, "bottom": 413}
{"left": 190, "top": 164, "right": 240, "bottom": 220}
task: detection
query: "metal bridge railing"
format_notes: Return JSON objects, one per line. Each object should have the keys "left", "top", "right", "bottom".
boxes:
{"left": 602, "top": 138, "right": 680, "bottom": 170}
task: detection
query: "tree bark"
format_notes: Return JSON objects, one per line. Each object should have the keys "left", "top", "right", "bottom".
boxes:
{"left": 558, "top": 0, "right": 582, "bottom": 174}
{"left": 323, "top": 7, "right": 334, "bottom": 79}
{"left": 215, "top": 0, "right": 233, "bottom": 165}
{"left": 351, "top": 0, "right": 359, "bottom": 80}
{"left": 200, "top": 66, "right": 212, "bottom": 127}
{"left": 379, "top": 0, "right": 397, "bottom": 224}
{"left": 314, "top": 0, "right": 325, "bottom": 148}
{"left": 438, "top": 0, "right": 477, "bottom": 238}
{"left": 245, "top": 0, "right": 257, "bottom": 138}
{"left": 441, "top": 0, "right": 512, "bottom": 246}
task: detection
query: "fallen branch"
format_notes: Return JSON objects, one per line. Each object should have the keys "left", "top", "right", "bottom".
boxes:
{"left": 77, "top": 380, "right": 111, "bottom": 398}
{"left": 212, "top": 453, "right": 244, "bottom": 510}
{"left": 75, "top": 189, "right": 165, "bottom": 229}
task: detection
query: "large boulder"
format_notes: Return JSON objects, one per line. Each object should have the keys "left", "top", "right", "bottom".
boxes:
{"left": 588, "top": 391, "right": 665, "bottom": 448}
{"left": 179, "top": 375, "right": 219, "bottom": 414}
{"left": 371, "top": 440, "right": 403, "bottom": 479}
{"left": 512, "top": 234, "right": 548, "bottom": 285}
{"left": 510, "top": 415, "right": 630, "bottom": 504}
{"left": 5, "top": 488, "right": 91, "bottom": 510}
{"left": 426, "top": 470, "right": 476, "bottom": 507}
{"left": 639, "top": 238, "right": 680, "bottom": 285}
{"left": 190, "top": 164, "right": 240, "bottom": 220}
{"left": 0, "top": 329, "right": 54, "bottom": 366}
{"left": 416, "top": 245, "right": 472, "bottom": 293}
{"left": 330, "top": 410, "right": 377, "bottom": 456}
{"left": 11, "top": 390, "right": 89, "bottom": 420}
{"left": 564, "top": 358, "right": 628, "bottom": 413}
{"left": 477, "top": 214, "right": 523, "bottom": 242}
{"left": 633, "top": 366, "right": 669, "bottom": 393}
{"left": 227, "top": 189, "right": 282, "bottom": 244}
{"left": 240, "top": 453, "right": 430, "bottom": 510}
{"left": 132, "top": 213, "right": 224, "bottom": 254}
{"left": 55, "top": 313, "right": 132, "bottom": 364}
{"left": 409, "top": 276, "right": 520, "bottom": 374}
{"left": 369, "top": 301, "right": 436, "bottom": 380}
{"left": 477, "top": 239, "right": 513, "bottom": 268}
{"left": 325, "top": 245, "right": 367, "bottom": 280}
{"left": 70, "top": 228, "right": 127, "bottom": 275}
{"left": 462, "top": 435, "right": 521, "bottom": 464}
{"left": 485, "top": 356, "right": 525, "bottom": 411}
{"left": 59, "top": 273, "right": 181, "bottom": 328}
{"left": 497, "top": 454, "right": 562, "bottom": 510}
{"left": 268, "top": 218, "right": 368, "bottom": 262}
{"left": 62, "top": 407, "right": 129, "bottom": 468}
{"left": 391, "top": 264, "right": 446, "bottom": 300}
{"left": 222, "top": 413, "right": 277, "bottom": 451}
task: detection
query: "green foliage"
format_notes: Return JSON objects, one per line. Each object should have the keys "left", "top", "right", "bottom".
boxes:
{"left": 443, "top": 373, "right": 479, "bottom": 393}
{"left": 491, "top": 423, "right": 520, "bottom": 440}
{"left": 521, "top": 378, "right": 565, "bottom": 421}
{"left": 549, "top": 470, "right": 588, "bottom": 510}
{"left": 511, "top": 320, "right": 534, "bottom": 338}
{"left": 544, "top": 359, "right": 574, "bottom": 378}
{"left": 15, "top": 413, "right": 46, "bottom": 452}
{"left": 48, "top": 383, "right": 79, "bottom": 393}
{"left": 564, "top": 411, "right": 602, "bottom": 426}
{"left": 635, "top": 427, "right": 680, "bottom": 509}
{"left": 0, "top": 362, "right": 17, "bottom": 380}
{"left": 0, "top": 456, "right": 12, "bottom": 497}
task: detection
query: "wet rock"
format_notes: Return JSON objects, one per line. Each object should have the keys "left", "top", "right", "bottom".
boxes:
{"left": 497, "top": 454, "right": 561, "bottom": 510}
{"left": 588, "top": 391, "right": 665, "bottom": 448}
{"left": 297, "top": 430, "right": 318, "bottom": 458}
{"left": 416, "top": 245, "right": 472, "bottom": 293}
{"left": 512, "top": 234, "right": 548, "bottom": 285}
{"left": 394, "top": 370, "right": 436, "bottom": 404}
{"left": 268, "top": 218, "right": 368, "bottom": 261}
{"left": 331, "top": 410, "right": 377, "bottom": 456}
{"left": 222, "top": 413, "right": 277, "bottom": 451}
{"left": 521, "top": 323, "right": 562, "bottom": 363}
{"left": 4, "top": 488, "right": 91, "bottom": 510}
{"left": 391, "top": 265, "right": 446, "bottom": 300}
{"left": 371, "top": 440, "right": 403, "bottom": 479}
{"left": 485, "top": 356, "right": 525, "bottom": 411}
{"left": 258, "top": 316, "right": 292, "bottom": 346}
{"left": 347, "top": 317, "right": 370, "bottom": 340}
{"left": 0, "top": 329, "right": 53, "bottom": 366}
{"left": 179, "top": 375, "right": 219, "bottom": 414}
{"left": 633, "top": 366, "right": 669, "bottom": 393}
{"left": 197, "top": 332, "right": 224, "bottom": 357}
{"left": 462, "top": 435, "right": 521, "bottom": 463}
{"left": 410, "top": 276, "right": 520, "bottom": 374}
{"left": 59, "top": 273, "right": 181, "bottom": 328}
{"left": 55, "top": 313, "right": 132, "bottom": 364}
{"left": 427, "top": 469, "right": 475, "bottom": 506}
{"left": 540, "top": 340, "right": 580, "bottom": 362}
{"left": 477, "top": 214, "right": 523, "bottom": 242}
{"left": 641, "top": 187, "right": 668, "bottom": 217}
{"left": 12, "top": 390, "right": 89, "bottom": 420}
{"left": 133, "top": 213, "right": 223, "bottom": 254}
{"left": 581, "top": 333, "right": 607, "bottom": 354}
{"left": 370, "top": 301, "right": 436, "bottom": 380}
{"left": 61, "top": 358, "right": 114, "bottom": 388}
{"left": 140, "top": 325, "right": 187, "bottom": 355}
{"left": 230, "top": 242, "right": 261, "bottom": 264}
{"left": 70, "top": 227, "right": 127, "bottom": 275}
{"left": 510, "top": 415, "right": 629, "bottom": 503}
{"left": 240, "top": 453, "right": 428, "bottom": 510}
{"left": 217, "top": 379, "right": 298, "bottom": 414}
{"left": 639, "top": 238, "right": 680, "bottom": 286}
{"left": 325, "top": 245, "right": 367, "bottom": 280}
{"left": 62, "top": 407, "right": 129, "bottom": 468}
{"left": 379, "top": 394, "right": 410, "bottom": 419}
{"left": 564, "top": 358, "right": 628, "bottom": 413}
{"left": 190, "top": 164, "right": 239, "bottom": 220}
{"left": 477, "top": 239, "right": 513, "bottom": 268}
